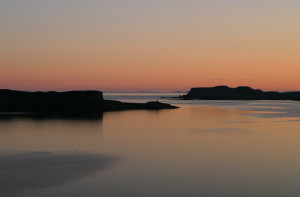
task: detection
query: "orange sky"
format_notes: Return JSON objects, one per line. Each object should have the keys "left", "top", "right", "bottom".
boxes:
{"left": 1, "top": 1, "right": 300, "bottom": 92}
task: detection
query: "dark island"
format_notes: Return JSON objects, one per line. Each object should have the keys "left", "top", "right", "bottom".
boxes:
{"left": 0, "top": 89, "right": 178, "bottom": 114}
{"left": 180, "top": 86, "right": 300, "bottom": 100}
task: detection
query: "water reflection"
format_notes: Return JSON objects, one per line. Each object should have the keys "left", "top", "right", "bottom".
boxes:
{"left": 184, "top": 100, "right": 300, "bottom": 119}
{"left": 187, "top": 127, "right": 249, "bottom": 132}
{"left": 0, "top": 113, "right": 104, "bottom": 154}
{"left": 1, "top": 98, "right": 300, "bottom": 196}
{"left": 0, "top": 113, "right": 103, "bottom": 122}
{"left": 0, "top": 152, "right": 117, "bottom": 197}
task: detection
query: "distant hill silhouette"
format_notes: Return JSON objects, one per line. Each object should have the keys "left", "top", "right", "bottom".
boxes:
{"left": 180, "top": 86, "right": 300, "bottom": 100}
{"left": 0, "top": 89, "right": 178, "bottom": 113}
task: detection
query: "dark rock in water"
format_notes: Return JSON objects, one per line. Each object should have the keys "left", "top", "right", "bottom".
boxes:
{"left": 0, "top": 89, "right": 178, "bottom": 113}
{"left": 181, "top": 86, "right": 300, "bottom": 100}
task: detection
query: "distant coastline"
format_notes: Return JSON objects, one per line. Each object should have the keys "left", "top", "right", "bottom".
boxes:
{"left": 179, "top": 86, "right": 300, "bottom": 101}
{"left": 103, "top": 90, "right": 188, "bottom": 93}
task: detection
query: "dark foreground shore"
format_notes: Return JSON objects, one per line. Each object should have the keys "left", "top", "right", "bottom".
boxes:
{"left": 0, "top": 89, "right": 178, "bottom": 113}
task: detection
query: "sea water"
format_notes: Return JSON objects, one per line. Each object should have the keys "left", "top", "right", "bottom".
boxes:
{"left": 1, "top": 93, "right": 300, "bottom": 197}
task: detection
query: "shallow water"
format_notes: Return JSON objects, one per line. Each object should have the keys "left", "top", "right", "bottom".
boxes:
{"left": 1, "top": 93, "right": 300, "bottom": 196}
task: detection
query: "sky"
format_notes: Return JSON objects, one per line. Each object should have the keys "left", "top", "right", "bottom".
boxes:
{"left": 1, "top": 0, "right": 300, "bottom": 92}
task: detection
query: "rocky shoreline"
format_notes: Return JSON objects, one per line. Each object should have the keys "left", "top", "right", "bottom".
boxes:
{"left": 0, "top": 89, "right": 178, "bottom": 114}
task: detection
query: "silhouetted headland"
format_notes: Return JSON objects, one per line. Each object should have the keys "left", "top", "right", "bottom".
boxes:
{"left": 179, "top": 86, "right": 300, "bottom": 100}
{"left": 0, "top": 89, "right": 178, "bottom": 113}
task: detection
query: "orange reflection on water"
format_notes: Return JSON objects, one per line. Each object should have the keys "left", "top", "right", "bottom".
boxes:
{"left": 1, "top": 105, "right": 300, "bottom": 196}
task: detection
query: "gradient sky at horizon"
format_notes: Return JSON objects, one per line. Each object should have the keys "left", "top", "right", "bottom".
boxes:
{"left": 1, "top": 0, "right": 300, "bottom": 92}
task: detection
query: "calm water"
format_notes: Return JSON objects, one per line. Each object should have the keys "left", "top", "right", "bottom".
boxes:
{"left": 1, "top": 93, "right": 300, "bottom": 197}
